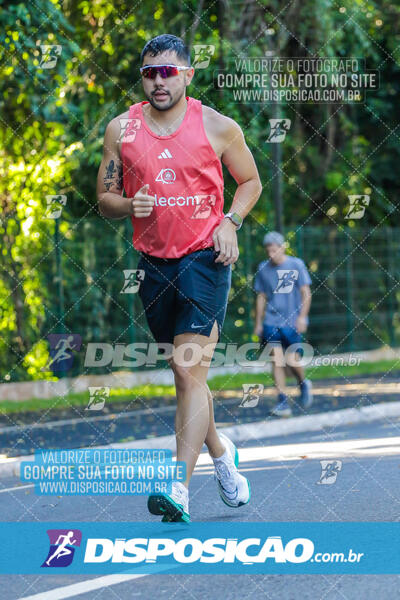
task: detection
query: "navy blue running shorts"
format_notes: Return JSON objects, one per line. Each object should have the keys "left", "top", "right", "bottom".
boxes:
{"left": 137, "top": 247, "right": 232, "bottom": 345}
{"left": 261, "top": 325, "right": 302, "bottom": 350}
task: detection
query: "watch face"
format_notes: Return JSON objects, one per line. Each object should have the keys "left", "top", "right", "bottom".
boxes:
{"left": 232, "top": 212, "right": 242, "bottom": 225}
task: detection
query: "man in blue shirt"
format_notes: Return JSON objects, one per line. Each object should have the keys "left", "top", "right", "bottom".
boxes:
{"left": 254, "top": 231, "right": 313, "bottom": 417}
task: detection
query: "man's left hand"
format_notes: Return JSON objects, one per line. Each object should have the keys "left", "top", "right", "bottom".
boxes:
{"left": 213, "top": 218, "right": 239, "bottom": 265}
{"left": 295, "top": 315, "right": 308, "bottom": 333}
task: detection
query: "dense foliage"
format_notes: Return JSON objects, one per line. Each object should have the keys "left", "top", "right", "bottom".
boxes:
{"left": 1, "top": 0, "right": 399, "bottom": 380}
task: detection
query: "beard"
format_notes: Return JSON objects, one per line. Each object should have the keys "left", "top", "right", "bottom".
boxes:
{"left": 145, "top": 86, "right": 185, "bottom": 111}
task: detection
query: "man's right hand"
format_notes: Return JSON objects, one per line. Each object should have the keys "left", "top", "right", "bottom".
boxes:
{"left": 130, "top": 184, "right": 155, "bottom": 218}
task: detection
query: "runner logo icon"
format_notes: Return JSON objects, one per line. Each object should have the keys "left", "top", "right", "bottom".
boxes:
{"left": 45, "top": 194, "right": 67, "bottom": 219}
{"left": 119, "top": 118, "right": 141, "bottom": 143}
{"left": 41, "top": 529, "right": 82, "bottom": 568}
{"left": 191, "top": 194, "right": 216, "bottom": 219}
{"left": 274, "top": 270, "right": 299, "bottom": 294}
{"left": 345, "top": 195, "right": 370, "bottom": 220}
{"left": 317, "top": 460, "right": 342, "bottom": 485}
{"left": 266, "top": 119, "right": 291, "bottom": 143}
{"left": 86, "top": 386, "right": 110, "bottom": 411}
{"left": 44, "top": 334, "right": 82, "bottom": 373}
{"left": 240, "top": 383, "right": 264, "bottom": 408}
{"left": 120, "top": 269, "right": 145, "bottom": 294}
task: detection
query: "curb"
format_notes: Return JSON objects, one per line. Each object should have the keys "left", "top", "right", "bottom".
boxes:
{"left": 1, "top": 400, "right": 400, "bottom": 480}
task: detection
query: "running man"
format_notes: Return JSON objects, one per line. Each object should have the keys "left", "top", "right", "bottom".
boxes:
{"left": 253, "top": 231, "right": 313, "bottom": 417}
{"left": 97, "top": 34, "right": 262, "bottom": 521}
{"left": 46, "top": 335, "right": 76, "bottom": 370}
{"left": 45, "top": 531, "right": 77, "bottom": 566}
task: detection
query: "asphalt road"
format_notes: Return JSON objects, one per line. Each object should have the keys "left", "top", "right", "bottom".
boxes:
{"left": 2, "top": 374, "right": 400, "bottom": 457}
{"left": 0, "top": 417, "right": 399, "bottom": 599}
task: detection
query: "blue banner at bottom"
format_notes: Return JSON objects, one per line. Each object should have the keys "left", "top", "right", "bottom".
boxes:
{"left": 3, "top": 522, "right": 399, "bottom": 574}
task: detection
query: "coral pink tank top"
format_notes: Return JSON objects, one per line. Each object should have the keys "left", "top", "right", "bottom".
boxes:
{"left": 120, "top": 97, "right": 225, "bottom": 258}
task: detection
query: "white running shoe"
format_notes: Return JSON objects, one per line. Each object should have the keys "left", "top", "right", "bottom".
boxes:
{"left": 148, "top": 481, "right": 190, "bottom": 522}
{"left": 214, "top": 433, "right": 251, "bottom": 508}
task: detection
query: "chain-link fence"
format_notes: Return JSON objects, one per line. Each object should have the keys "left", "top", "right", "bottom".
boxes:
{"left": 43, "top": 218, "right": 400, "bottom": 376}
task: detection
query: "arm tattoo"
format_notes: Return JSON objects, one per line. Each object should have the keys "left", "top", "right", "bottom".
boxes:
{"left": 103, "top": 159, "right": 123, "bottom": 192}
{"left": 116, "top": 163, "right": 123, "bottom": 190}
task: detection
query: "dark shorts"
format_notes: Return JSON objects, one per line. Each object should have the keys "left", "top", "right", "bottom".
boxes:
{"left": 262, "top": 325, "right": 302, "bottom": 351}
{"left": 137, "top": 247, "right": 231, "bottom": 345}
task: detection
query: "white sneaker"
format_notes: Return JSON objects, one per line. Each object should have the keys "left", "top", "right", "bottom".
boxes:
{"left": 148, "top": 481, "right": 190, "bottom": 522}
{"left": 219, "top": 432, "right": 239, "bottom": 467}
{"left": 213, "top": 433, "right": 251, "bottom": 508}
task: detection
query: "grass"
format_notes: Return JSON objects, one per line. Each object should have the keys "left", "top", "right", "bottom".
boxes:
{"left": 209, "top": 358, "right": 400, "bottom": 390}
{"left": 0, "top": 385, "right": 177, "bottom": 416}
{"left": 1, "top": 358, "right": 399, "bottom": 416}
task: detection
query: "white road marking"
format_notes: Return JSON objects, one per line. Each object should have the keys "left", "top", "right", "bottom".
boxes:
{"left": 0, "top": 483, "right": 34, "bottom": 493}
{"left": 19, "top": 573, "right": 149, "bottom": 599}
{"left": 2, "top": 429, "right": 400, "bottom": 495}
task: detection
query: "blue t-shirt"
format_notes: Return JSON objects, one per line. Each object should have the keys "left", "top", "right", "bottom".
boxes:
{"left": 254, "top": 255, "right": 312, "bottom": 328}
